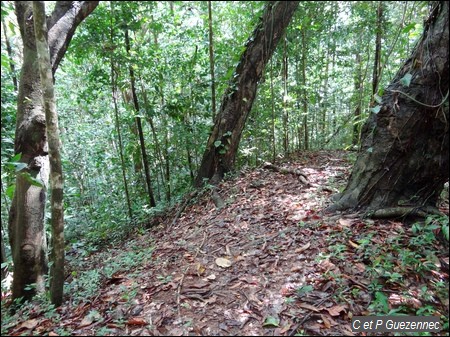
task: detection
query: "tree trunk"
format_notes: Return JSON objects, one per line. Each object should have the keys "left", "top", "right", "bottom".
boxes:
{"left": 194, "top": 1, "right": 299, "bottom": 187}
{"left": 352, "top": 52, "right": 363, "bottom": 146}
{"left": 301, "top": 28, "right": 309, "bottom": 150}
{"left": 207, "top": 1, "right": 216, "bottom": 121}
{"left": 328, "top": 1, "right": 449, "bottom": 215}
{"left": 33, "top": 1, "right": 65, "bottom": 306}
{"left": 282, "top": 35, "right": 289, "bottom": 157}
{"left": 124, "top": 29, "right": 156, "bottom": 207}
{"left": 2, "top": 18, "right": 18, "bottom": 91}
{"left": 372, "top": 1, "right": 383, "bottom": 97}
{"left": 10, "top": 0, "right": 98, "bottom": 302}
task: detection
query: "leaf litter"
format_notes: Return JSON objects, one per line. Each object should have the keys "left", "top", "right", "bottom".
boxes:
{"left": 2, "top": 150, "right": 448, "bottom": 336}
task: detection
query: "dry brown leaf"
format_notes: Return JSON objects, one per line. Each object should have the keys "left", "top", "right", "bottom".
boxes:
{"left": 18, "top": 318, "right": 39, "bottom": 330}
{"left": 215, "top": 257, "right": 232, "bottom": 268}
{"left": 340, "top": 324, "right": 356, "bottom": 336}
{"left": 279, "top": 322, "right": 292, "bottom": 334}
{"left": 354, "top": 262, "right": 366, "bottom": 273}
{"left": 298, "top": 302, "right": 321, "bottom": 312}
{"left": 339, "top": 218, "right": 353, "bottom": 227}
{"left": 321, "top": 314, "right": 331, "bottom": 328}
{"left": 291, "top": 265, "right": 303, "bottom": 272}
{"left": 348, "top": 240, "right": 359, "bottom": 249}
{"left": 127, "top": 317, "right": 148, "bottom": 326}
{"left": 326, "top": 304, "right": 346, "bottom": 316}
{"left": 295, "top": 242, "right": 311, "bottom": 253}
{"left": 48, "top": 332, "right": 59, "bottom": 336}
{"left": 229, "top": 281, "right": 243, "bottom": 289}
{"left": 78, "top": 315, "right": 95, "bottom": 328}
{"left": 204, "top": 274, "right": 216, "bottom": 281}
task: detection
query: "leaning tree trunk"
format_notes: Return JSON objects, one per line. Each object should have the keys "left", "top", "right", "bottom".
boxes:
{"left": 9, "top": 1, "right": 98, "bottom": 302}
{"left": 329, "top": 1, "right": 449, "bottom": 216}
{"left": 194, "top": 1, "right": 299, "bottom": 187}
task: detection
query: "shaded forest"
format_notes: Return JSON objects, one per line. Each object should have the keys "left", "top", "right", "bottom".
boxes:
{"left": 1, "top": 1, "right": 448, "bottom": 336}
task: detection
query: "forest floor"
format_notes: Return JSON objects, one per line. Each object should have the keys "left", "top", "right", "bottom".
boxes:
{"left": 2, "top": 150, "right": 449, "bottom": 336}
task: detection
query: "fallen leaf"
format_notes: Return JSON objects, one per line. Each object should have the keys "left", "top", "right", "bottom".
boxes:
{"left": 263, "top": 315, "right": 280, "bottom": 327}
{"left": 196, "top": 263, "right": 206, "bottom": 275}
{"left": 215, "top": 257, "right": 232, "bottom": 268}
{"left": 298, "top": 302, "right": 321, "bottom": 312}
{"left": 204, "top": 274, "right": 216, "bottom": 281}
{"left": 48, "top": 332, "right": 59, "bottom": 336}
{"left": 295, "top": 242, "right": 311, "bottom": 253}
{"left": 18, "top": 319, "right": 39, "bottom": 330}
{"left": 279, "top": 322, "right": 292, "bottom": 334}
{"left": 229, "top": 281, "right": 243, "bottom": 289}
{"left": 321, "top": 314, "right": 331, "bottom": 328}
{"left": 338, "top": 218, "right": 353, "bottom": 227}
{"left": 348, "top": 240, "right": 359, "bottom": 249}
{"left": 326, "top": 304, "right": 346, "bottom": 316}
{"left": 127, "top": 317, "right": 148, "bottom": 326}
{"left": 78, "top": 315, "right": 95, "bottom": 328}
{"left": 354, "top": 263, "right": 366, "bottom": 273}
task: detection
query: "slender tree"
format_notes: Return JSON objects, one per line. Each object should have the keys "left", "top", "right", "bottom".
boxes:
{"left": 372, "top": 1, "right": 384, "bottom": 97}
{"left": 208, "top": 1, "right": 217, "bottom": 121}
{"left": 110, "top": 2, "right": 132, "bottom": 219}
{"left": 195, "top": 1, "right": 299, "bottom": 187}
{"left": 9, "top": 0, "right": 98, "bottom": 302}
{"left": 328, "top": 1, "right": 449, "bottom": 217}
{"left": 124, "top": 29, "right": 156, "bottom": 207}
{"left": 33, "top": 1, "right": 65, "bottom": 306}
{"left": 1, "top": 18, "right": 18, "bottom": 92}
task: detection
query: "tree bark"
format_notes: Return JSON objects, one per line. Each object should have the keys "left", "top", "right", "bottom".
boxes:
{"left": 10, "top": 0, "right": 98, "bottom": 302}
{"left": 328, "top": 1, "right": 449, "bottom": 215}
{"left": 124, "top": 29, "right": 156, "bottom": 207}
{"left": 208, "top": 1, "right": 216, "bottom": 121}
{"left": 194, "top": 1, "right": 299, "bottom": 187}
{"left": 33, "top": 1, "right": 65, "bottom": 306}
{"left": 2, "top": 18, "right": 18, "bottom": 91}
{"left": 372, "top": 1, "right": 383, "bottom": 97}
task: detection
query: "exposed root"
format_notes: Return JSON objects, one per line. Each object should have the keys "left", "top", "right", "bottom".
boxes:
{"left": 263, "top": 162, "right": 310, "bottom": 185}
{"left": 366, "top": 206, "right": 444, "bottom": 219}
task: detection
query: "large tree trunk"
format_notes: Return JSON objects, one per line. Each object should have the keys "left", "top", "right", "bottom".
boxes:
{"left": 9, "top": 1, "right": 98, "bottom": 302}
{"left": 194, "top": 1, "right": 299, "bottom": 187}
{"left": 329, "top": 1, "right": 449, "bottom": 215}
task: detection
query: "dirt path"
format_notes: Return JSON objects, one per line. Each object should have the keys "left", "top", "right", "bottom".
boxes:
{"left": 4, "top": 151, "right": 448, "bottom": 336}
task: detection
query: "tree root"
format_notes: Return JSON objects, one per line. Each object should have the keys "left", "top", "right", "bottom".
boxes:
{"left": 366, "top": 206, "right": 444, "bottom": 219}
{"left": 263, "top": 162, "right": 310, "bottom": 185}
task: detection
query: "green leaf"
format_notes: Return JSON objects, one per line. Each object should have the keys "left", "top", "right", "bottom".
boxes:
{"left": 443, "top": 224, "right": 449, "bottom": 241}
{"left": 214, "top": 140, "right": 222, "bottom": 148}
{"left": 370, "top": 105, "right": 381, "bottom": 114}
{"left": 263, "top": 316, "right": 280, "bottom": 327}
{"left": 400, "top": 73, "right": 412, "bottom": 87}
{"left": 402, "top": 23, "right": 416, "bottom": 34}
{"left": 374, "top": 94, "right": 382, "bottom": 104}
{"left": 375, "top": 291, "right": 389, "bottom": 313}
{"left": 6, "top": 184, "right": 15, "bottom": 199}
{"left": 21, "top": 172, "right": 45, "bottom": 188}
{"left": 10, "top": 153, "right": 22, "bottom": 162}
{"left": 296, "top": 284, "right": 314, "bottom": 295}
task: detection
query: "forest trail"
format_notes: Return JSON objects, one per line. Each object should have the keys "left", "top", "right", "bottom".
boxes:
{"left": 5, "top": 151, "right": 449, "bottom": 336}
